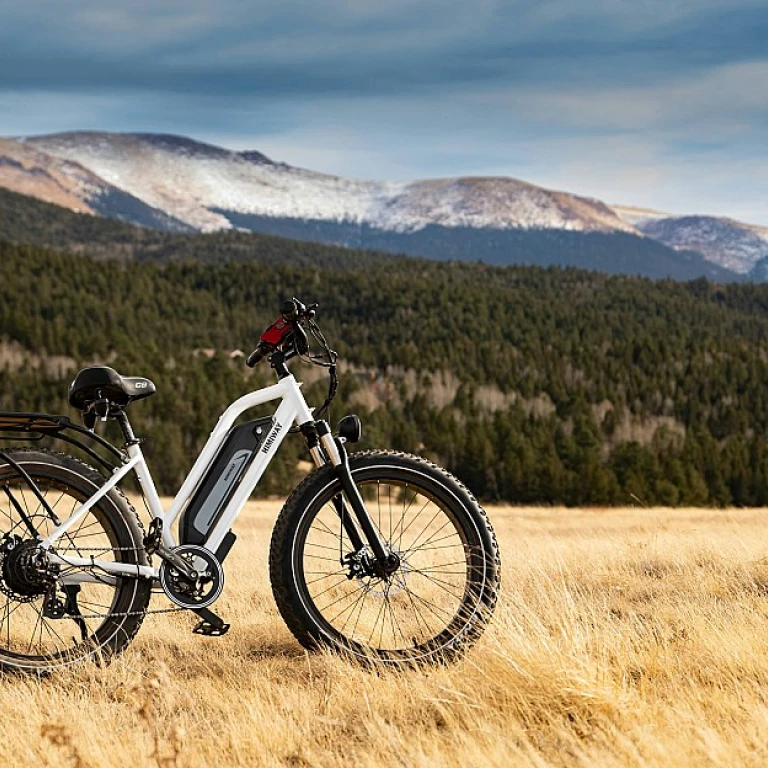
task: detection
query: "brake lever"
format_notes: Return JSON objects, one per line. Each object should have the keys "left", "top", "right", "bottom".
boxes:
{"left": 291, "top": 322, "right": 310, "bottom": 355}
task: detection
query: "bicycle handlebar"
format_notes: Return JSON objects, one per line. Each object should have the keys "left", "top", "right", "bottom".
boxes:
{"left": 245, "top": 298, "right": 314, "bottom": 368}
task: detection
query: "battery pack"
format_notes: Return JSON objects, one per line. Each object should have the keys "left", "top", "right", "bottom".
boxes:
{"left": 179, "top": 416, "right": 273, "bottom": 545}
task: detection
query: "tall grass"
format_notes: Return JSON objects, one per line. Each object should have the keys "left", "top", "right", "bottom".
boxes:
{"left": 3, "top": 502, "right": 768, "bottom": 767}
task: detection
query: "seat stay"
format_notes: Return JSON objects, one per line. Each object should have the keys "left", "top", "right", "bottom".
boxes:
{"left": 38, "top": 454, "right": 142, "bottom": 550}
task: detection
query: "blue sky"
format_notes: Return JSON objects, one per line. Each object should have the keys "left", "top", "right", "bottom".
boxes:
{"left": 1, "top": 0, "right": 767, "bottom": 224}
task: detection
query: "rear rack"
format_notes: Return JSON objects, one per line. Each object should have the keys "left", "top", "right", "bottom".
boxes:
{"left": 0, "top": 411, "right": 123, "bottom": 473}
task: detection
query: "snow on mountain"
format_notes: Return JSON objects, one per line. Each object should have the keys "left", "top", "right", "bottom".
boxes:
{"left": 6, "top": 130, "right": 767, "bottom": 280}
{"left": 611, "top": 203, "right": 768, "bottom": 275}
{"left": 22, "top": 132, "right": 638, "bottom": 236}
{"left": 633, "top": 216, "right": 768, "bottom": 275}
{"left": 0, "top": 138, "right": 105, "bottom": 215}
{"left": 0, "top": 137, "right": 194, "bottom": 232}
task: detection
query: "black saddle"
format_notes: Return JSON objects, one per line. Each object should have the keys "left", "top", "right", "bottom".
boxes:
{"left": 68, "top": 366, "right": 156, "bottom": 411}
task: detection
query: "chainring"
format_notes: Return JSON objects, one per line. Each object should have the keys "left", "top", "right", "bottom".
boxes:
{"left": 158, "top": 545, "right": 224, "bottom": 609}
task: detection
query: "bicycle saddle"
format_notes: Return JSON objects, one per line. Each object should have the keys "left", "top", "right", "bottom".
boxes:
{"left": 68, "top": 366, "right": 156, "bottom": 410}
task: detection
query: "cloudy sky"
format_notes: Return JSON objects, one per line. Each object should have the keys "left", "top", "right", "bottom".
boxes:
{"left": 1, "top": 0, "right": 767, "bottom": 223}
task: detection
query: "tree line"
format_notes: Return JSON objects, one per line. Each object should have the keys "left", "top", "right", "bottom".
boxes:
{"left": 2, "top": 209, "right": 768, "bottom": 504}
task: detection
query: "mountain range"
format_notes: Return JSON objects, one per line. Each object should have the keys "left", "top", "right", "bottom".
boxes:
{"left": 1, "top": 131, "right": 767, "bottom": 281}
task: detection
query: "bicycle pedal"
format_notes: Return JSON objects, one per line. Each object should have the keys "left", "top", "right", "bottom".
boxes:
{"left": 193, "top": 619, "right": 230, "bottom": 636}
{"left": 192, "top": 606, "right": 229, "bottom": 636}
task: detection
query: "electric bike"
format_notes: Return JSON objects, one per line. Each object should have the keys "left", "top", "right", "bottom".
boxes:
{"left": 0, "top": 299, "right": 500, "bottom": 672}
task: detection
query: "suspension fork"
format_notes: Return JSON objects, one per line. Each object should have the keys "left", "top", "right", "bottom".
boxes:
{"left": 304, "top": 423, "right": 366, "bottom": 552}
{"left": 303, "top": 422, "right": 393, "bottom": 565}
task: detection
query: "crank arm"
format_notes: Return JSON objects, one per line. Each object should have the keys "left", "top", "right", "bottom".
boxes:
{"left": 154, "top": 542, "right": 199, "bottom": 581}
{"left": 143, "top": 519, "right": 198, "bottom": 582}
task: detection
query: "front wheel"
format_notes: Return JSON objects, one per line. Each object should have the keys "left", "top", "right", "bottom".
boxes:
{"left": 270, "top": 451, "right": 500, "bottom": 664}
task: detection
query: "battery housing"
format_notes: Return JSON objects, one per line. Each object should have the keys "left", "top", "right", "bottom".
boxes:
{"left": 179, "top": 416, "right": 273, "bottom": 546}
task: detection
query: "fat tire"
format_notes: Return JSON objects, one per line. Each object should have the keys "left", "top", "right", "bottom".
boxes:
{"left": 0, "top": 449, "right": 151, "bottom": 672}
{"left": 270, "top": 450, "right": 500, "bottom": 664}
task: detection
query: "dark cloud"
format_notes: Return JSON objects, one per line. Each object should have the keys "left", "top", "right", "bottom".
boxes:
{"left": 0, "top": 0, "right": 766, "bottom": 222}
{"left": 2, "top": 2, "right": 767, "bottom": 95}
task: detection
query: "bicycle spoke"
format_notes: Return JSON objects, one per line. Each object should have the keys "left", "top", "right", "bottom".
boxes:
{"left": 328, "top": 585, "right": 370, "bottom": 625}
{"left": 0, "top": 466, "right": 139, "bottom": 667}
{"left": 407, "top": 568, "right": 466, "bottom": 602}
{"left": 316, "top": 581, "right": 369, "bottom": 613}
{"left": 339, "top": 586, "right": 368, "bottom": 633}
{"left": 405, "top": 518, "right": 452, "bottom": 556}
{"left": 394, "top": 497, "right": 432, "bottom": 550}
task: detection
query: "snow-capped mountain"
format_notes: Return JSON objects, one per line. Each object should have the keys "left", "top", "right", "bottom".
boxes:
{"left": 0, "top": 130, "right": 762, "bottom": 281}
{"left": 611, "top": 205, "right": 768, "bottom": 276}
{"left": 638, "top": 217, "right": 768, "bottom": 276}
{"left": 18, "top": 132, "right": 636, "bottom": 236}
{"left": 0, "top": 136, "right": 192, "bottom": 231}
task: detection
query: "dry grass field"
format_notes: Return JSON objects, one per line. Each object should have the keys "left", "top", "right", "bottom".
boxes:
{"left": 3, "top": 500, "right": 768, "bottom": 767}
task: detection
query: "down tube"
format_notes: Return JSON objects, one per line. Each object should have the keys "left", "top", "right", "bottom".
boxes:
{"left": 203, "top": 396, "right": 300, "bottom": 553}
{"left": 163, "top": 379, "right": 291, "bottom": 532}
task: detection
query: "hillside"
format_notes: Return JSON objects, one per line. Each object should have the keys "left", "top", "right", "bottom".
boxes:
{"left": 637, "top": 216, "right": 768, "bottom": 276}
{"left": 0, "top": 186, "right": 385, "bottom": 269}
{"left": 0, "top": 186, "right": 740, "bottom": 281}
{"left": 22, "top": 132, "right": 637, "bottom": 234}
{"left": 612, "top": 204, "right": 768, "bottom": 277}
{"left": 2, "top": 222, "right": 768, "bottom": 505}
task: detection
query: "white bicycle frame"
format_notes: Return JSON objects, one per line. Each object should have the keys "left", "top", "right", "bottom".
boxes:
{"left": 39, "top": 374, "right": 319, "bottom": 584}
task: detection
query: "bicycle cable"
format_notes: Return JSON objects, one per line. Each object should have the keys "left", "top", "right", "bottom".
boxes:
{"left": 290, "top": 316, "right": 339, "bottom": 431}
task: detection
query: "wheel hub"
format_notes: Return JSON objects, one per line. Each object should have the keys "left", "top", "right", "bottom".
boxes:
{"left": 0, "top": 536, "right": 57, "bottom": 601}
{"left": 344, "top": 547, "right": 409, "bottom": 595}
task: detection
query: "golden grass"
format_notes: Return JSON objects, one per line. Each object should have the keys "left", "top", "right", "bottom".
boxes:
{"left": 4, "top": 502, "right": 768, "bottom": 767}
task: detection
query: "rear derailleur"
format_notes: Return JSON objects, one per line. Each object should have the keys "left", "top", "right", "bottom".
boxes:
{"left": 0, "top": 534, "right": 89, "bottom": 640}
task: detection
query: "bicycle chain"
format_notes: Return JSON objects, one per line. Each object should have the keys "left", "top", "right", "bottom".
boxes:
{"left": 74, "top": 605, "right": 185, "bottom": 620}
{"left": 56, "top": 546, "right": 145, "bottom": 552}
{"left": 51, "top": 547, "right": 188, "bottom": 620}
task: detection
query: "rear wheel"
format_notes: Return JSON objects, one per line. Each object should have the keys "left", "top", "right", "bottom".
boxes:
{"left": 0, "top": 449, "right": 151, "bottom": 672}
{"left": 270, "top": 451, "right": 500, "bottom": 664}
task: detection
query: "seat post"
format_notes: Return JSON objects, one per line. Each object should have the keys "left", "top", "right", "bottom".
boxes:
{"left": 113, "top": 410, "right": 140, "bottom": 447}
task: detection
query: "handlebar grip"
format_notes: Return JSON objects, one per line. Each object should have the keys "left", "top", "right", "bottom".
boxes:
{"left": 246, "top": 342, "right": 272, "bottom": 368}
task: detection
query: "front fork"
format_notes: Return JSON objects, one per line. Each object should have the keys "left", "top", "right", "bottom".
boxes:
{"left": 307, "top": 422, "right": 399, "bottom": 577}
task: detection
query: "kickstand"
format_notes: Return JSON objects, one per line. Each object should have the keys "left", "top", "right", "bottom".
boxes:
{"left": 62, "top": 584, "right": 89, "bottom": 643}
